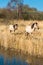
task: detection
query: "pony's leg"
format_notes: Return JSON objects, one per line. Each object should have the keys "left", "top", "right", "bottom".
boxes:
{"left": 14, "top": 29, "right": 15, "bottom": 32}
{"left": 27, "top": 32, "right": 29, "bottom": 36}
{"left": 25, "top": 32, "right": 29, "bottom": 36}
{"left": 13, "top": 28, "right": 15, "bottom": 32}
{"left": 25, "top": 32, "right": 29, "bottom": 39}
{"left": 10, "top": 30, "right": 12, "bottom": 33}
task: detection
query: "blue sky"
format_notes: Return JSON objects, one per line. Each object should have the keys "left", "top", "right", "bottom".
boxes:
{"left": 0, "top": 0, "right": 9, "bottom": 8}
{"left": 0, "top": 0, "right": 43, "bottom": 11}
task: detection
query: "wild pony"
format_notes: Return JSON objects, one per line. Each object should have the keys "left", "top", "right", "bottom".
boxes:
{"left": 25, "top": 22, "right": 39, "bottom": 35}
{"left": 9, "top": 24, "right": 18, "bottom": 33}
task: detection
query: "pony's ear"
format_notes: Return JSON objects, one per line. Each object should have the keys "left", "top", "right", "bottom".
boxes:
{"left": 35, "top": 22, "right": 38, "bottom": 25}
{"left": 15, "top": 24, "right": 18, "bottom": 26}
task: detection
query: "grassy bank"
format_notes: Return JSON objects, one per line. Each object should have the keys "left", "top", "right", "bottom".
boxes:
{"left": 0, "top": 20, "right": 43, "bottom": 57}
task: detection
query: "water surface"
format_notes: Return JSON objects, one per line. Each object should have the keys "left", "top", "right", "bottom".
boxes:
{"left": 0, "top": 48, "right": 29, "bottom": 65}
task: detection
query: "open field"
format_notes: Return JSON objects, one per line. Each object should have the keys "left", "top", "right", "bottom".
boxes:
{"left": 0, "top": 20, "right": 43, "bottom": 57}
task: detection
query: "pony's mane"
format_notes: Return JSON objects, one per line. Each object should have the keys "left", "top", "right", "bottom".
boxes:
{"left": 13, "top": 25, "right": 15, "bottom": 28}
{"left": 31, "top": 22, "right": 38, "bottom": 29}
{"left": 31, "top": 23, "right": 35, "bottom": 28}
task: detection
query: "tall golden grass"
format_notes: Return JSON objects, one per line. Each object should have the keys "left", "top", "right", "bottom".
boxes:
{"left": 0, "top": 20, "right": 43, "bottom": 57}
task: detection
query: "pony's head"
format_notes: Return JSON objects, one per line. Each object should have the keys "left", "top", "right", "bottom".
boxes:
{"left": 13, "top": 24, "right": 18, "bottom": 30}
{"left": 31, "top": 22, "right": 39, "bottom": 30}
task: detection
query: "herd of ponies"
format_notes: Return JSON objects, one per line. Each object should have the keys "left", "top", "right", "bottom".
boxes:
{"left": 9, "top": 22, "right": 39, "bottom": 36}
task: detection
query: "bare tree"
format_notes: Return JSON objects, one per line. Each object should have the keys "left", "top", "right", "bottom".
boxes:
{"left": 7, "top": 0, "right": 23, "bottom": 19}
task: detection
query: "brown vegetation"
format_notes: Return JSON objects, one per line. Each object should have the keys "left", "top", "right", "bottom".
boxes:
{"left": 0, "top": 20, "right": 43, "bottom": 57}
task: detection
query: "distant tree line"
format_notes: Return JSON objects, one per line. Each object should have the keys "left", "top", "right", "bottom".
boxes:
{"left": 0, "top": 4, "right": 43, "bottom": 20}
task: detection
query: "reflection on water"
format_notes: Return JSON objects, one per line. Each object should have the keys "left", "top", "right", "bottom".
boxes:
{"left": 0, "top": 55, "right": 29, "bottom": 65}
{"left": 0, "top": 55, "right": 4, "bottom": 65}
{"left": 0, "top": 48, "right": 29, "bottom": 65}
{"left": 0, "top": 47, "right": 43, "bottom": 65}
